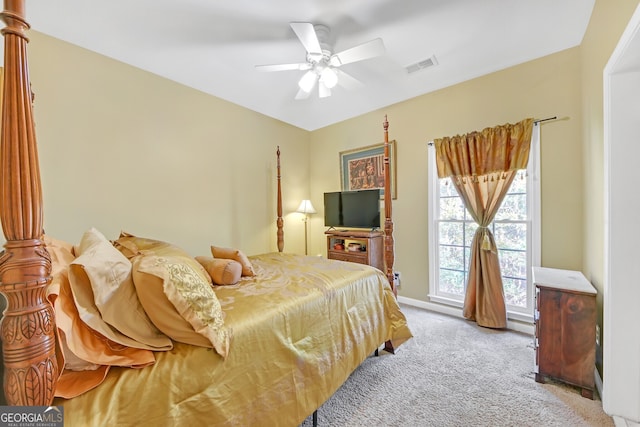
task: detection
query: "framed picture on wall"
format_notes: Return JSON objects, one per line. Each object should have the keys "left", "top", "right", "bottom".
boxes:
{"left": 339, "top": 140, "right": 397, "bottom": 199}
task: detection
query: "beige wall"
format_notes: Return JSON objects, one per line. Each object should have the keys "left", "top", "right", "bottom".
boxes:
{"left": 579, "top": 0, "right": 640, "bottom": 375}
{"left": 18, "top": 2, "right": 639, "bottom": 376}
{"left": 7, "top": 2, "right": 638, "bottom": 419}
{"left": 21, "top": 28, "right": 587, "bottom": 304}
{"left": 310, "top": 47, "right": 584, "bottom": 301}
{"left": 24, "top": 31, "right": 311, "bottom": 257}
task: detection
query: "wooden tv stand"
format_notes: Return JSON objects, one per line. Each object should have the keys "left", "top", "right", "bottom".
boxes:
{"left": 325, "top": 229, "right": 384, "bottom": 272}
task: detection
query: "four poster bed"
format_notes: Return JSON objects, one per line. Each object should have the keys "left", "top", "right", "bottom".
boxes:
{"left": 0, "top": 2, "right": 411, "bottom": 426}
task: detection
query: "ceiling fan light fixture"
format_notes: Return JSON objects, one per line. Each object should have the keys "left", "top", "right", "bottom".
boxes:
{"left": 319, "top": 81, "right": 331, "bottom": 98}
{"left": 259, "top": 22, "right": 383, "bottom": 100}
{"left": 298, "top": 70, "right": 317, "bottom": 93}
{"left": 320, "top": 67, "right": 338, "bottom": 89}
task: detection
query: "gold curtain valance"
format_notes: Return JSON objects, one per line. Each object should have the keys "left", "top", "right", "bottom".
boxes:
{"left": 433, "top": 118, "right": 534, "bottom": 179}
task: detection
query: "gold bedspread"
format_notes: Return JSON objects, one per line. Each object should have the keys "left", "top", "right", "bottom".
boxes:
{"left": 54, "top": 252, "right": 412, "bottom": 426}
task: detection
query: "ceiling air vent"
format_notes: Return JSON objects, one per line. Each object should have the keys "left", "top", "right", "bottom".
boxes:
{"left": 405, "top": 55, "right": 438, "bottom": 74}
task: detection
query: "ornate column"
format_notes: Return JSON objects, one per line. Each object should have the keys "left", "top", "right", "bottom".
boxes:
{"left": 382, "top": 116, "right": 395, "bottom": 294}
{"left": 382, "top": 115, "right": 396, "bottom": 354}
{"left": 0, "top": 0, "right": 58, "bottom": 405}
{"left": 276, "top": 146, "right": 284, "bottom": 252}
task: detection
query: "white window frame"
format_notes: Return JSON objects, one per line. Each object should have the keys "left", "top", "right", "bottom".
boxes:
{"left": 427, "top": 123, "right": 541, "bottom": 323}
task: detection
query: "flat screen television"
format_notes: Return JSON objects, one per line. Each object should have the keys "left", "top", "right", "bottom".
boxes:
{"left": 323, "top": 189, "right": 381, "bottom": 230}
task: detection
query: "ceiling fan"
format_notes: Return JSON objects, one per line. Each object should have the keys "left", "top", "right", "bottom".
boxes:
{"left": 255, "top": 22, "right": 385, "bottom": 100}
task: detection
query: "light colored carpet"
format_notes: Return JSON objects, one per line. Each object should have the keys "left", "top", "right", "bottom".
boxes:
{"left": 300, "top": 304, "right": 613, "bottom": 427}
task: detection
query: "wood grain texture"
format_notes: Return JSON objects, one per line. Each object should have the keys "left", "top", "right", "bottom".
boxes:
{"left": 326, "top": 231, "right": 384, "bottom": 271}
{"left": 276, "top": 146, "right": 284, "bottom": 252}
{"left": 535, "top": 285, "right": 596, "bottom": 399}
{"left": 0, "top": 0, "right": 58, "bottom": 405}
{"left": 382, "top": 115, "right": 395, "bottom": 296}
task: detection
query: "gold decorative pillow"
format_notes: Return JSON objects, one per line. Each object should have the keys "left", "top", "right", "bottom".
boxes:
{"left": 68, "top": 228, "right": 173, "bottom": 351}
{"left": 196, "top": 256, "right": 242, "bottom": 285}
{"left": 132, "top": 254, "right": 230, "bottom": 358}
{"left": 114, "top": 231, "right": 212, "bottom": 282}
{"left": 211, "top": 246, "right": 255, "bottom": 277}
{"left": 113, "top": 231, "right": 175, "bottom": 259}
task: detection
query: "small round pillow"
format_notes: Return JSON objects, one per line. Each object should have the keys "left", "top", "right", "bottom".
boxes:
{"left": 196, "top": 256, "right": 242, "bottom": 286}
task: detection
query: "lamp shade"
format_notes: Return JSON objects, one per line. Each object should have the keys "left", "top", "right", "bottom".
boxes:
{"left": 320, "top": 67, "right": 338, "bottom": 88}
{"left": 296, "top": 199, "right": 316, "bottom": 214}
{"left": 298, "top": 70, "right": 317, "bottom": 93}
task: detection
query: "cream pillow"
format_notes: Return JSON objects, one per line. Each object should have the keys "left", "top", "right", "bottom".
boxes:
{"left": 211, "top": 246, "right": 255, "bottom": 277}
{"left": 45, "top": 234, "right": 155, "bottom": 382}
{"left": 69, "top": 228, "right": 172, "bottom": 351}
{"left": 132, "top": 253, "right": 230, "bottom": 358}
{"left": 74, "top": 228, "right": 106, "bottom": 256}
{"left": 50, "top": 265, "right": 156, "bottom": 368}
{"left": 196, "top": 256, "right": 242, "bottom": 285}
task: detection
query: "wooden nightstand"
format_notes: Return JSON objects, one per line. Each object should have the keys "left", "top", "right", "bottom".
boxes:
{"left": 533, "top": 267, "right": 597, "bottom": 399}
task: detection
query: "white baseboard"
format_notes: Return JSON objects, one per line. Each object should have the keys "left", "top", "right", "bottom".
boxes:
{"left": 398, "top": 295, "right": 459, "bottom": 315}
{"left": 398, "top": 296, "right": 534, "bottom": 335}
{"left": 614, "top": 416, "right": 640, "bottom": 427}
{"left": 595, "top": 366, "right": 603, "bottom": 400}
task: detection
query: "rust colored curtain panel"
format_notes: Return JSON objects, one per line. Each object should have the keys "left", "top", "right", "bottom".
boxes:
{"left": 434, "top": 118, "right": 533, "bottom": 328}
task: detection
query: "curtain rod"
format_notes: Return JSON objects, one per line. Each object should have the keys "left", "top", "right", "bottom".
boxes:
{"left": 535, "top": 116, "right": 557, "bottom": 124}
{"left": 426, "top": 116, "right": 556, "bottom": 146}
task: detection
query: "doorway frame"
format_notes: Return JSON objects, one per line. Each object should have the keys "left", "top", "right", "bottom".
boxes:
{"left": 603, "top": 3, "right": 640, "bottom": 424}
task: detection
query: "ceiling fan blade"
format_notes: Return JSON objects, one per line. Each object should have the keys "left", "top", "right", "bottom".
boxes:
{"left": 330, "top": 38, "right": 385, "bottom": 66}
{"left": 290, "top": 22, "right": 322, "bottom": 55}
{"left": 318, "top": 81, "right": 331, "bottom": 98}
{"left": 335, "top": 69, "right": 364, "bottom": 90}
{"left": 255, "top": 62, "right": 311, "bottom": 72}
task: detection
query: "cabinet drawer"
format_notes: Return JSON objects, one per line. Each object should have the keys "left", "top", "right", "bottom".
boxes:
{"left": 328, "top": 251, "right": 368, "bottom": 264}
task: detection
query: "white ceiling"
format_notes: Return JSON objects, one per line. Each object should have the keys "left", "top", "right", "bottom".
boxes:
{"left": 22, "top": 0, "right": 595, "bottom": 131}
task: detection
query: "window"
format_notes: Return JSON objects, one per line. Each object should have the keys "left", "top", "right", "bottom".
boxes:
{"left": 427, "top": 124, "right": 540, "bottom": 322}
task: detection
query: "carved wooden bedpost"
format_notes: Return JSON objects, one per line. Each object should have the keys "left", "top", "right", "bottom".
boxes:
{"left": 276, "top": 146, "right": 284, "bottom": 252}
{"left": 382, "top": 116, "right": 396, "bottom": 353}
{"left": 382, "top": 116, "right": 395, "bottom": 295}
{"left": 0, "top": 0, "right": 58, "bottom": 405}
